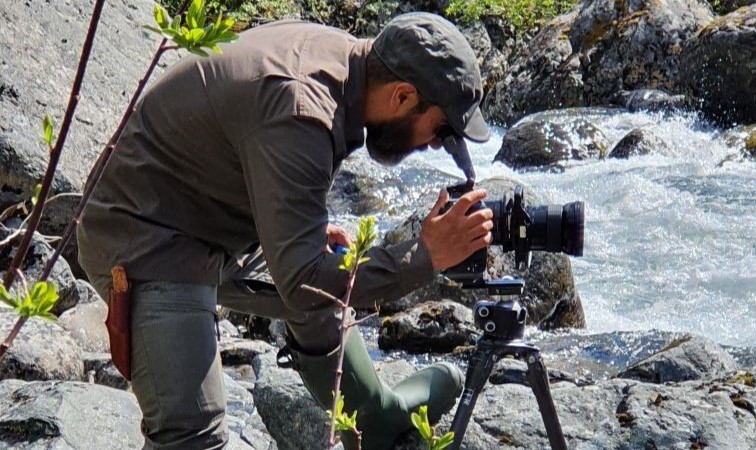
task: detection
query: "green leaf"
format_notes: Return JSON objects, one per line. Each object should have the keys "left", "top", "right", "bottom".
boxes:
{"left": 31, "top": 183, "right": 42, "bottom": 207}
{"left": 0, "top": 286, "right": 19, "bottom": 309}
{"left": 153, "top": 5, "right": 169, "bottom": 29}
{"left": 434, "top": 432, "right": 455, "bottom": 450}
{"left": 42, "top": 114, "right": 53, "bottom": 147}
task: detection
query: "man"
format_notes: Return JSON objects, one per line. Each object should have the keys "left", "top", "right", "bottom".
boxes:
{"left": 78, "top": 12, "right": 493, "bottom": 450}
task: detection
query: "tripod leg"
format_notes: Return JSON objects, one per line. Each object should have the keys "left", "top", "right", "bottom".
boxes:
{"left": 448, "top": 346, "right": 498, "bottom": 450}
{"left": 526, "top": 353, "right": 568, "bottom": 450}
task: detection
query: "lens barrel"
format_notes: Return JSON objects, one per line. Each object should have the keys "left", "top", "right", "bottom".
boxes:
{"left": 526, "top": 202, "right": 584, "bottom": 256}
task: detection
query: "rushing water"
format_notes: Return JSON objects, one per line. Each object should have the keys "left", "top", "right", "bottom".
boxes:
{"left": 337, "top": 108, "right": 755, "bottom": 348}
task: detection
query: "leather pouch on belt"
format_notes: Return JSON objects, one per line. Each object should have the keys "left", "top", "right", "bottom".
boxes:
{"left": 105, "top": 265, "right": 131, "bottom": 381}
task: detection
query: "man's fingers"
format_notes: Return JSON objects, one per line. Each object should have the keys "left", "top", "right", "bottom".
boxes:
{"left": 448, "top": 190, "right": 487, "bottom": 216}
{"left": 428, "top": 189, "right": 450, "bottom": 218}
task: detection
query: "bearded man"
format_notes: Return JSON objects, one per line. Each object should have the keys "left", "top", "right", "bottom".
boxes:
{"left": 78, "top": 12, "right": 493, "bottom": 450}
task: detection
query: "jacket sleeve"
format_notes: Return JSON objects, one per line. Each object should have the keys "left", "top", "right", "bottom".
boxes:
{"left": 237, "top": 117, "right": 435, "bottom": 312}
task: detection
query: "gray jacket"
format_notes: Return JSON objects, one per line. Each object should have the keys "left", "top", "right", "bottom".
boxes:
{"left": 77, "top": 20, "right": 434, "bottom": 311}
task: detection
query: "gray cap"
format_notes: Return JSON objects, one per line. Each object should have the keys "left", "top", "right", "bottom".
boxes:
{"left": 372, "top": 12, "right": 490, "bottom": 143}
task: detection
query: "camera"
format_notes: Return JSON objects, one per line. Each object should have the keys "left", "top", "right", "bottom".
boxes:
{"left": 441, "top": 182, "right": 584, "bottom": 288}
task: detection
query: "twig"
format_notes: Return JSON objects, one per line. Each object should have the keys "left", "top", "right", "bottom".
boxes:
{"left": 301, "top": 284, "right": 346, "bottom": 308}
{"left": 348, "top": 312, "right": 378, "bottom": 329}
{"left": 1, "top": 0, "right": 106, "bottom": 291}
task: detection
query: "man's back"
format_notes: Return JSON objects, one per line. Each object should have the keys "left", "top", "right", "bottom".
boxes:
{"left": 77, "top": 21, "right": 369, "bottom": 284}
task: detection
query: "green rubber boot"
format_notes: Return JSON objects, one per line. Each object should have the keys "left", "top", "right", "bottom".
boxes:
{"left": 289, "top": 327, "right": 463, "bottom": 450}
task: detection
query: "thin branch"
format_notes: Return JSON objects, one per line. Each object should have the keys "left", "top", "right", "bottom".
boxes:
{"left": 1, "top": 0, "right": 106, "bottom": 291}
{"left": 347, "top": 312, "right": 378, "bottom": 329}
{"left": 300, "top": 284, "right": 347, "bottom": 308}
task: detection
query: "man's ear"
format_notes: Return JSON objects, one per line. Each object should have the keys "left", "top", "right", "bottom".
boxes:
{"left": 390, "top": 82, "right": 420, "bottom": 114}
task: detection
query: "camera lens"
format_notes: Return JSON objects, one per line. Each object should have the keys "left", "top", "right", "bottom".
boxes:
{"left": 527, "top": 202, "right": 584, "bottom": 256}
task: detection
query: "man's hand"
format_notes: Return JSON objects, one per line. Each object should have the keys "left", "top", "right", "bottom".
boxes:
{"left": 420, "top": 189, "right": 493, "bottom": 271}
{"left": 326, "top": 224, "right": 353, "bottom": 253}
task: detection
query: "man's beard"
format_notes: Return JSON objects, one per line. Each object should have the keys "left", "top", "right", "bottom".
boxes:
{"left": 365, "top": 113, "right": 419, "bottom": 166}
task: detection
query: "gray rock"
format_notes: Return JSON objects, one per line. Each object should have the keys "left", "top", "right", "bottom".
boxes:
{"left": 378, "top": 300, "right": 477, "bottom": 354}
{"left": 494, "top": 118, "right": 607, "bottom": 169}
{"left": 57, "top": 299, "right": 109, "bottom": 353}
{"left": 489, "top": 358, "right": 591, "bottom": 387}
{"left": 82, "top": 352, "right": 129, "bottom": 390}
{"left": 680, "top": 5, "right": 756, "bottom": 125}
{"left": 219, "top": 338, "right": 274, "bottom": 367}
{"left": 487, "top": 0, "right": 714, "bottom": 125}
{"left": 381, "top": 178, "right": 585, "bottom": 331}
{"left": 1, "top": 228, "right": 79, "bottom": 316}
{"left": 460, "top": 21, "right": 508, "bottom": 94}
{"left": 608, "top": 128, "right": 673, "bottom": 159}
{"left": 0, "top": 310, "right": 84, "bottom": 382}
{"left": 616, "top": 334, "right": 740, "bottom": 383}
{"left": 224, "top": 373, "right": 278, "bottom": 450}
{"left": 0, "top": 0, "right": 176, "bottom": 212}
{"left": 0, "top": 380, "right": 143, "bottom": 449}
{"left": 252, "top": 352, "right": 329, "bottom": 450}
{"left": 469, "top": 378, "right": 755, "bottom": 449}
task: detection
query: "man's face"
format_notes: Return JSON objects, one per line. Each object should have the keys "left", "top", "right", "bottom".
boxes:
{"left": 365, "top": 105, "right": 447, "bottom": 166}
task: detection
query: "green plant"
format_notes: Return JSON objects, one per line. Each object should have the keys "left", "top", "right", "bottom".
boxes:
{"left": 327, "top": 393, "right": 359, "bottom": 434}
{"left": 0, "top": 278, "right": 59, "bottom": 322}
{"left": 446, "top": 0, "right": 577, "bottom": 34}
{"left": 146, "top": 0, "right": 239, "bottom": 56}
{"left": 411, "top": 405, "right": 455, "bottom": 450}
{"left": 301, "top": 216, "right": 378, "bottom": 449}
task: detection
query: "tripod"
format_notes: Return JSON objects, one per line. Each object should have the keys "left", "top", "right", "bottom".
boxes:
{"left": 447, "top": 280, "right": 567, "bottom": 450}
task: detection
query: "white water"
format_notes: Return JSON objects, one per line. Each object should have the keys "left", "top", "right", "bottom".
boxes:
{"left": 344, "top": 109, "right": 756, "bottom": 348}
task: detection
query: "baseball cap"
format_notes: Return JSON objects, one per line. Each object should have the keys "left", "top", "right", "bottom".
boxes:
{"left": 372, "top": 12, "right": 490, "bottom": 143}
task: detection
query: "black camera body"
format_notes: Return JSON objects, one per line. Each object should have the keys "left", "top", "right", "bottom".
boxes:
{"left": 441, "top": 182, "right": 584, "bottom": 288}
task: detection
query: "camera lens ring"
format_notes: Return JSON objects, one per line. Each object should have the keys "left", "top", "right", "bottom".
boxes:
{"left": 478, "top": 306, "right": 490, "bottom": 318}
{"left": 484, "top": 321, "right": 496, "bottom": 333}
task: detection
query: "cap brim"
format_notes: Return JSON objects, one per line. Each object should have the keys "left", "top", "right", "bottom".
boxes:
{"left": 461, "top": 107, "right": 490, "bottom": 143}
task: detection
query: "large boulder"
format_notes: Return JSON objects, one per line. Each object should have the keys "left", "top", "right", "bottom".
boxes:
{"left": 486, "top": 0, "right": 714, "bottom": 125}
{"left": 679, "top": 5, "right": 756, "bottom": 125}
{"left": 0, "top": 309, "right": 84, "bottom": 382}
{"left": 0, "top": 380, "right": 142, "bottom": 449}
{"left": 494, "top": 117, "right": 608, "bottom": 169}
{"left": 381, "top": 177, "right": 585, "bottom": 330}
{"left": 608, "top": 128, "right": 674, "bottom": 159}
{"left": 617, "top": 334, "right": 740, "bottom": 383}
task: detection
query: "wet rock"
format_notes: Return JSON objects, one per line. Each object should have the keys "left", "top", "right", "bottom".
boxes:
{"left": 608, "top": 128, "right": 674, "bottom": 159}
{"left": 680, "top": 5, "right": 756, "bottom": 125}
{"left": 381, "top": 178, "right": 585, "bottom": 331}
{"left": 614, "top": 89, "right": 691, "bottom": 113}
{"left": 378, "top": 300, "right": 476, "bottom": 354}
{"left": 616, "top": 334, "right": 739, "bottom": 383}
{"left": 494, "top": 118, "right": 607, "bottom": 170}
{"left": 0, "top": 309, "right": 84, "bottom": 382}
{"left": 716, "top": 123, "right": 756, "bottom": 165}
{"left": 486, "top": 0, "right": 714, "bottom": 125}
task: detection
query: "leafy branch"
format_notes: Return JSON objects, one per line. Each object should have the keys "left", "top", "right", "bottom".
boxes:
{"left": 412, "top": 405, "right": 455, "bottom": 450}
{"left": 145, "top": 0, "right": 238, "bottom": 56}
{"left": 302, "top": 216, "right": 377, "bottom": 449}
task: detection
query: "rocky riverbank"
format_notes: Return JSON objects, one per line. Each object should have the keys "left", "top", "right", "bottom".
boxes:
{"left": 1, "top": 0, "right": 755, "bottom": 448}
